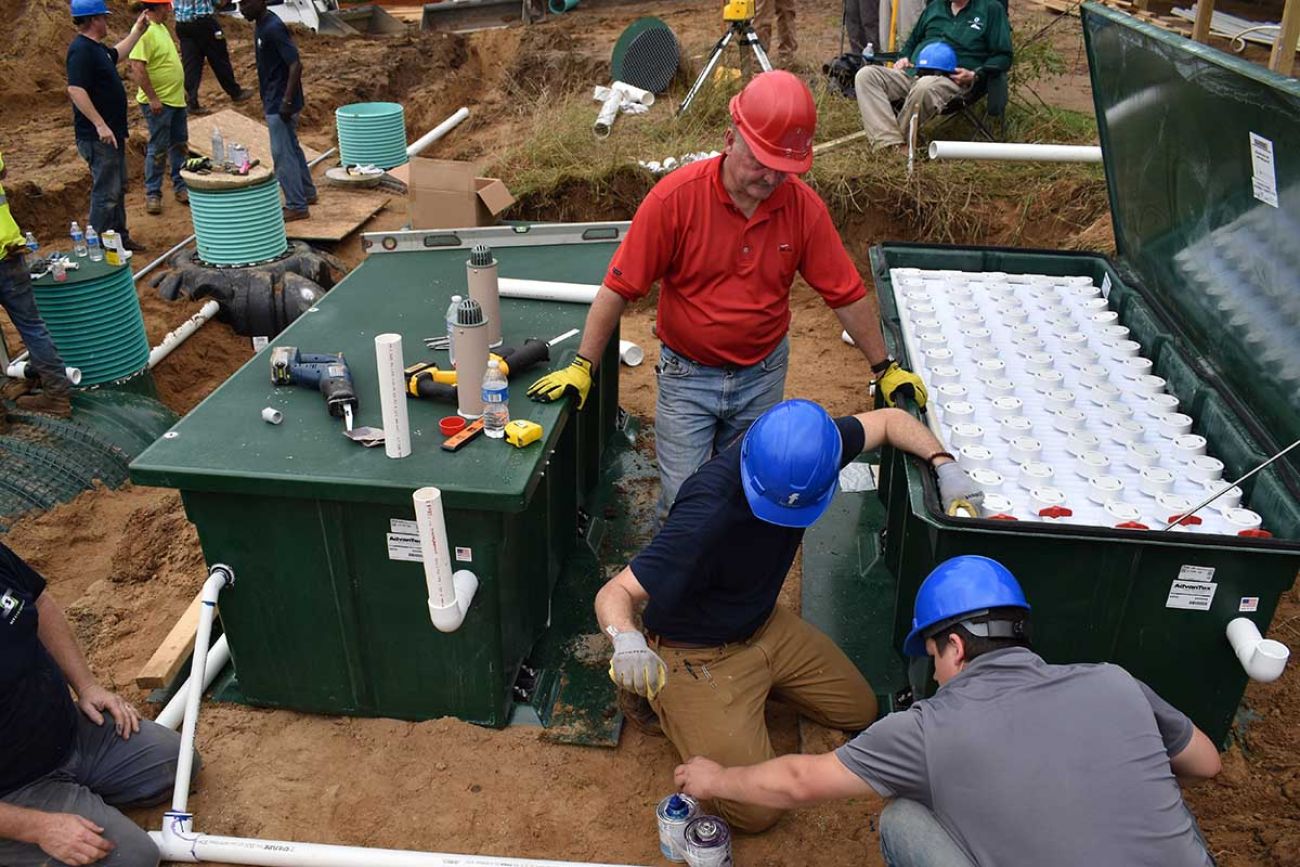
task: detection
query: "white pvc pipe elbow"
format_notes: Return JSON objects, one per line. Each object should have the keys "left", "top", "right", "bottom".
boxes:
{"left": 6, "top": 360, "right": 83, "bottom": 385}
{"left": 1226, "top": 617, "right": 1290, "bottom": 683}
{"left": 413, "top": 487, "right": 478, "bottom": 633}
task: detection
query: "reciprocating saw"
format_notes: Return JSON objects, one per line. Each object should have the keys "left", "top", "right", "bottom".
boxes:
{"left": 269, "top": 346, "right": 359, "bottom": 430}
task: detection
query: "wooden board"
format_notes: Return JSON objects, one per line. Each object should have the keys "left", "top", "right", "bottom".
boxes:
{"left": 135, "top": 592, "right": 204, "bottom": 689}
{"left": 188, "top": 110, "right": 325, "bottom": 169}
{"left": 286, "top": 188, "right": 392, "bottom": 241}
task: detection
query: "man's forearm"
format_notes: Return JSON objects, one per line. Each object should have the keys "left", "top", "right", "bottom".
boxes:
{"left": 131, "top": 63, "right": 159, "bottom": 104}
{"left": 281, "top": 62, "right": 302, "bottom": 110}
{"left": 594, "top": 574, "right": 640, "bottom": 634}
{"left": 834, "top": 295, "right": 890, "bottom": 369}
{"left": 115, "top": 29, "right": 145, "bottom": 59}
{"left": 576, "top": 286, "right": 629, "bottom": 370}
{"left": 35, "top": 594, "right": 97, "bottom": 696}
{"left": 0, "top": 802, "right": 46, "bottom": 844}
{"left": 67, "top": 87, "right": 106, "bottom": 128}
{"left": 710, "top": 755, "right": 820, "bottom": 810}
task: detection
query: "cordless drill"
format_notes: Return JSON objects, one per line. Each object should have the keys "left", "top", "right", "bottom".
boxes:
{"left": 405, "top": 337, "right": 556, "bottom": 403}
{"left": 270, "top": 346, "right": 359, "bottom": 430}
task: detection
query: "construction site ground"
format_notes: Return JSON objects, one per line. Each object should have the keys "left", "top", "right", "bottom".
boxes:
{"left": 1, "top": 0, "right": 1297, "bottom": 862}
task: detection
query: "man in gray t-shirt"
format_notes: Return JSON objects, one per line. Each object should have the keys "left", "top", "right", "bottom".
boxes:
{"left": 674, "top": 556, "right": 1223, "bottom": 866}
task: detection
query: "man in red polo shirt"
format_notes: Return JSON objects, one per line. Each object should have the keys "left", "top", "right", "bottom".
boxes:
{"left": 529, "top": 71, "right": 926, "bottom": 518}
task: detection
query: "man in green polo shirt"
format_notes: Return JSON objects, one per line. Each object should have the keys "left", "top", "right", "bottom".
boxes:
{"left": 854, "top": 0, "right": 1011, "bottom": 150}
{"left": 129, "top": 0, "right": 189, "bottom": 215}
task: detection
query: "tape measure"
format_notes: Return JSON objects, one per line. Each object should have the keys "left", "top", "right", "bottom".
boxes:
{"left": 505, "top": 419, "right": 543, "bottom": 448}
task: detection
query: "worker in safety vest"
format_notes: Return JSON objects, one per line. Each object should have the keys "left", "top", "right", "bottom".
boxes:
{"left": 0, "top": 153, "right": 75, "bottom": 418}
{"left": 529, "top": 71, "right": 927, "bottom": 521}
{"left": 596, "top": 399, "right": 982, "bottom": 834}
{"left": 854, "top": 0, "right": 1012, "bottom": 151}
{"left": 0, "top": 541, "right": 194, "bottom": 867}
{"left": 675, "top": 555, "right": 1222, "bottom": 864}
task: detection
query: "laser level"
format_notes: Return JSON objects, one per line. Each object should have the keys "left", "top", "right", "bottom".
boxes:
{"left": 722, "top": 0, "right": 755, "bottom": 21}
{"left": 677, "top": 0, "right": 772, "bottom": 116}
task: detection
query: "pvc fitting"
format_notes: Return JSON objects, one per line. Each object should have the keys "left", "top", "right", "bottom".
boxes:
{"left": 1102, "top": 404, "right": 1136, "bottom": 425}
{"left": 958, "top": 444, "right": 995, "bottom": 467}
{"left": 936, "top": 383, "right": 969, "bottom": 401}
{"left": 950, "top": 423, "right": 985, "bottom": 447}
{"left": 1118, "top": 355, "right": 1154, "bottom": 377}
{"left": 985, "top": 377, "right": 1016, "bottom": 397}
{"left": 1124, "top": 442, "right": 1160, "bottom": 469}
{"left": 1128, "top": 374, "right": 1167, "bottom": 395}
{"left": 1059, "top": 331, "right": 1089, "bottom": 349}
{"left": 1065, "top": 430, "right": 1101, "bottom": 456}
{"left": 999, "top": 415, "right": 1034, "bottom": 437}
{"left": 1051, "top": 408, "right": 1086, "bottom": 432}
{"left": 1076, "top": 452, "right": 1112, "bottom": 477}
{"left": 1186, "top": 455, "right": 1224, "bottom": 482}
{"left": 1105, "top": 501, "right": 1145, "bottom": 526}
{"left": 1085, "top": 383, "right": 1123, "bottom": 406}
{"left": 969, "top": 467, "right": 1004, "bottom": 492}
{"left": 1044, "top": 389, "right": 1077, "bottom": 412}
{"left": 1003, "top": 307, "right": 1029, "bottom": 324}
{"left": 920, "top": 333, "right": 948, "bottom": 350}
{"left": 943, "top": 401, "right": 975, "bottom": 422}
{"left": 1019, "top": 461, "right": 1055, "bottom": 490}
{"left": 1226, "top": 618, "right": 1290, "bottom": 683}
{"left": 983, "top": 493, "right": 1016, "bottom": 516}
{"left": 915, "top": 317, "right": 945, "bottom": 336}
{"left": 975, "top": 358, "right": 1006, "bottom": 381}
{"left": 1030, "top": 487, "right": 1069, "bottom": 517}
{"left": 1145, "top": 393, "right": 1181, "bottom": 415}
{"left": 956, "top": 312, "right": 985, "bottom": 327}
{"left": 929, "top": 364, "right": 962, "bottom": 385}
{"left": 1079, "top": 364, "right": 1110, "bottom": 387}
{"left": 1111, "top": 420, "right": 1146, "bottom": 443}
{"left": 1156, "top": 492, "right": 1197, "bottom": 524}
{"left": 1173, "top": 434, "right": 1208, "bottom": 460}
{"left": 990, "top": 396, "right": 1023, "bottom": 419}
{"left": 925, "top": 346, "right": 955, "bottom": 364}
{"left": 261, "top": 407, "right": 283, "bottom": 425}
{"left": 1140, "top": 466, "right": 1176, "bottom": 496}
{"left": 1032, "top": 369, "right": 1065, "bottom": 392}
{"left": 619, "top": 340, "right": 645, "bottom": 367}
{"left": 1009, "top": 437, "right": 1043, "bottom": 464}
{"left": 1088, "top": 475, "right": 1125, "bottom": 504}
{"left": 1223, "top": 508, "right": 1263, "bottom": 533}
{"left": 1099, "top": 324, "right": 1131, "bottom": 341}
{"left": 1022, "top": 351, "right": 1054, "bottom": 372}
{"left": 1157, "top": 412, "right": 1195, "bottom": 437}
{"left": 1011, "top": 334, "right": 1047, "bottom": 353}
{"left": 1106, "top": 339, "right": 1143, "bottom": 358}
{"left": 1090, "top": 310, "right": 1121, "bottom": 326}
{"left": 1079, "top": 297, "right": 1108, "bottom": 313}
{"left": 1201, "top": 480, "right": 1242, "bottom": 510}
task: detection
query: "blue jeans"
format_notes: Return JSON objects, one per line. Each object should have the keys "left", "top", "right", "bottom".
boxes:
{"left": 265, "top": 112, "right": 317, "bottom": 211}
{"left": 653, "top": 336, "right": 788, "bottom": 520}
{"left": 75, "top": 138, "right": 131, "bottom": 242}
{"left": 140, "top": 104, "right": 189, "bottom": 197}
{"left": 880, "top": 799, "right": 976, "bottom": 867}
{"left": 0, "top": 255, "right": 71, "bottom": 395}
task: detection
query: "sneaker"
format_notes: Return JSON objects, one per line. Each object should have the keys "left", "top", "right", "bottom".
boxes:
{"left": 175, "top": 188, "right": 189, "bottom": 205}
{"left": 282, "top": 207, "right": 310, "bottom": 222}
{"left": 16, "top": 392, "right": 72, "bottom": 418}
{"left": 0, "top": 378, "right": 32, "bottom": 400}
{"left": 231, "top": 87, "right": 253, "bottom": 103}
{"left": 146, "top": 196, "right": 162, "bottom": 214}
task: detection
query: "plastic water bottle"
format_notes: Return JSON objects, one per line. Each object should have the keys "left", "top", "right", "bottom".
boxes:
{"left": 86, "top": 225, "right": 103, "bottom": 261}
{"left": 71, "top": 221, "right": 87, "bottom": 257}
{"left": 24, "top": 231, "right": 38, "bottom": 255}
{"left": 481, "top": 359, "right": 509, "bottom": 439}
{"left": 445, "top": 293, "right": 462, "bottom": 366}
{"left": 211, "top": 125, "right": 225, "bottom": 164}
{"left": 863, "top": 42, "right": 875, "bottom": 64}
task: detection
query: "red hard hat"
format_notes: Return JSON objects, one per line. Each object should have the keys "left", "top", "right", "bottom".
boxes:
{"left": 729, "top": 70, "right": 816, "bottom": 174}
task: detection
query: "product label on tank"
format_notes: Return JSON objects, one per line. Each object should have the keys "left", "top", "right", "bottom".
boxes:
{"left": 455, "top": 546, "right": 472, "bottom": 562}
{"left": 1177, "top": 564, "right": 1215, "bottom": 582}
{"left": 391, "top": 519, "right": 418, "bottom": 534}
{"left": 1239, "top": 597, "right": 1259, "bottom": 613}
{"left": 386, "top": 533, "right": 424, "bottom": 562}
{"left": 1166, "top": 580, "right": 1217, "bottom": 611}
{"left": 1249, "top": 133, "right": 1278, "bottom": 208}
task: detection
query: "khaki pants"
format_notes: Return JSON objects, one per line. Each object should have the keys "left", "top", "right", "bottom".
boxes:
{"left": 854, "top": 66, "right": 967, "bottom": 149}
{"left": 649, "top": 606, "right": 877, "bottom": 833}
{"left": 754, "top": 0, "right": 798, "bottom": 61}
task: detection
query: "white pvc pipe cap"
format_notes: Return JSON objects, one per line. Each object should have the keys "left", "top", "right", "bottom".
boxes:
{"left": 959, "top": 445, "right": 995, "bottom": 467}
{"left": 936, "top": 383, "right": 969, "bottom": 401}
{"left": 1076, "top": 452, "right": 1112, "bottom": 477}
{"left": 1019, "top": 461, "right": 1055, "bottom": 490}
{"left": 1224, "top": 508, "right": 1263, "bottom": 532}
{"left": 990, "top": 396, "right": 1023, "bottom": 419}
{"left": 929, "top": 364, "right": 962, "bottom": 385}
{"left": 1066, "top": 430, "right": 1101, "bottom": 456}
{"left": 1105, "top": 501, "right": 1145, "bottom": 526}
{"left": 1088, "top": 475, "right": 1126, "bottom": 504}
{"left": 970, "top": 468, "right": 1005, "bottom": 492}
{"left": 999, "top": 415, "right": 1034, "bottom": 437}
{"left": 1112, "top": 419, "right": 1146, "bottom": 443}
{"left": 950, "top": 423, "right": 985, "bottom": 447}
{"left": 1157, "top": 412, "right": 1196, "bottom": 437}
{"left": 1201, "top": 481, "right": 1242, "bottom": 510}
{"left": 1186, "top": 455, "right": 1225, "bottom": 482}
{"left": 1125, "top": 442, "right": 1161, "bottom": 469}
{"left": 1173, "top": 434, "right": 1209, "bottom": 459}
{"left": 1140, "top": 466, "right": 1176, "bottom": 496}
{"left": 1045, "top": 389, "right": 1077, "bottom": 412}
{"left": 986, "top": 377, "right": 1017, "bottom": 396}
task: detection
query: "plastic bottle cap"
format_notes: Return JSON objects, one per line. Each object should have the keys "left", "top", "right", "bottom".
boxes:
{"left": 440, "top": 416, "right": 467, "bottom": 436}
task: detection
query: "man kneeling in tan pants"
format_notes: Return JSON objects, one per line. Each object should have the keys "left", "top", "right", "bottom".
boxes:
{"left": 594, "top": 399, "right": 983, "bottom": 833}
{"left": 855, "top": 0, "right": 1011, "bottom": 150}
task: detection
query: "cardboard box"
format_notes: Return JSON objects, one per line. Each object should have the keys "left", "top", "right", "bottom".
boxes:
{"left": 406, "top": 158, "right": 516, "bottom": 230}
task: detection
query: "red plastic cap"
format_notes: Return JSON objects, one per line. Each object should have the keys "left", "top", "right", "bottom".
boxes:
{"left": 729, "top": 71, "right": 816, "bottom": 174}
{"left": 1115, "top": 521, "right": 1150, "bottom": 530}
{"left": 1238, "top": 528, "right": 1273, "bottom": 538}
{"left": 988, "top": 513, "right": 1018, "bottom": 521}
{"left": 1167, "top": 513, "right": 1203, "bottom": 527}
{"left": 439, "top": 416, "right": 466, "bottom": 436}
{"left": 1038, "top": 505, "right": 1073, "bottom": 519}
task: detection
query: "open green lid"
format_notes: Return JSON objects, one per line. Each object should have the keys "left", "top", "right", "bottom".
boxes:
{"left": 1082, "top": 3, "right": 1300, "bottom": 464}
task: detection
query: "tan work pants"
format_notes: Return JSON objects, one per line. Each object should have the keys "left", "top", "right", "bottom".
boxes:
{"left": 854, "top": 66, "right": 968, "bottom": 149}
{"left": 649, "top": 606, "right": 878, "bottom": 833}
{"left": 754, "top": 0, "right": 798, "bottom": 62}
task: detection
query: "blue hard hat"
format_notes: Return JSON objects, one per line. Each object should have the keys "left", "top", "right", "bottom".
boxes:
{"left": 740, "top": 399, "right": 842, "bottom": 528}
{"left": 902, "top": 556, "right": 1030, "bottom": 656}
{"left": 915, "top": 41, "right": 959, "bottom": 75}
{"left": 70, "top": 0, "right": 110, "bottom": 15}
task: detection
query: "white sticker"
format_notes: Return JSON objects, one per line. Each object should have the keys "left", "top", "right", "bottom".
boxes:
{"left": 1166, "top": 580, "right": 1217, "bottom": 611}
{"left": 252, "top": 335, "right": 269, "bottom": 352}
{"left": 1249, "top": 133, "right": 1279, "bottom": 208}
{"left": 1239, "top": 597, "right": 1260, "bottom": 613}
{"left": 386, "top": 533, "right": 424, "bottom": 562}
{"left": 455, "top": 546, "right": 473, "bottom": 562}
{"left": 390, "top": 518, "right": 418, "bottom": 535}
{"left": 1178, "top": 564, "right": 1216, "bottom": 582}
{"left": 1100, "top": 273, "right": 1112, "bottom": 300}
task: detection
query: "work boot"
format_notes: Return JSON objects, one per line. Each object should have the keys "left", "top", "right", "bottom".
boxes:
{"left": 1, "top": 377, "right": 33, "bottom": 400}
{"left": 175, "top": 188, "right": 189, "bottom": 205}
{"left": 283, "top": 207, "right": 309, "bottom": 222}
{"left": 306, "top": 192, "right": 318, "bottom": 205}
{"left": 16, "top": 391, "right": 72, "bottom": 418}
{"left": 123, "top": 237, "right": 147, "bottom": 253}
{"left": 146, "top": 195, "right": 162, "bottom": 215}
{"left": 231, "top": 87, "right": 253, "bottom": 103}
{"left": 617, "top": 690, "right": 664, "bottom": 737}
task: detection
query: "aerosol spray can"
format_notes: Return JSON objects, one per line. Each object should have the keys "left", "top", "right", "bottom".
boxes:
{"left": 683, "top": 816, "right": 733, "bottom": 867}
{"left": 451, "top": 296, "right": 488, "bottom": 420}
{"left": 656, "top": 793, "right": 699, "bottom": 863}
{"left": 466, "top": 243, "right": 502, "bottom": 348}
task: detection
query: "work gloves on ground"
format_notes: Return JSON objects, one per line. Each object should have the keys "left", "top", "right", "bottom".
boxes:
{"left": 608, "top": 630, "right": 668, "bottom": 700}
{"left": 936, "top": 461, "right": 983, "bottom": 517}
{"left": 527, "top": 354, "right": 594, "bottom": 410}
{"left": 875, "top": 361, "right": 928, "bottom": 410}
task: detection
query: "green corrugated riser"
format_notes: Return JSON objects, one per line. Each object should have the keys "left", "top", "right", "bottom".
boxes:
{"left": 190, "top": 177, "right": 289, "bottom": 267}
{"left": 30, "top": 260, "right": 149, "bottom": 385}
{"left": 130, "top": 237, "right": 620, "bottom": 726}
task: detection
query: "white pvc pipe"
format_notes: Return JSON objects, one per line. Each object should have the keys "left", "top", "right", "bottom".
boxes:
{"left": 5, "top": 360, "right": 82, "bottom": 385}
{"left": 375, "top": 333, "right": 411, "bottom": 459}
{"left": 413, "top": 487, "right": 478, "bottom": 633}
{"left": 611, "top": 80, "right": 655, "bottom": 106}
{"left": 171, "top": 565, "right": 232, "bottom": 815}
{"left": 157, "top": 634, "right": 229, "bottom": 731}
{"left": 1226, "top": 617, "right": 1290, "bottom": 683}
{"left": 928, "top": 141, "right": 1103, "bottom": 163}
{"left": 498, "top": 278, "right": 600, "bottom": 305}
{"left": 593, "top": 89, "right": 623, "bottom": 139}
{"left": 149, "top": 300, "right": 221, "bottom": 369}
{"left": 618, "top": 339, "right": 644, "bottom": 367}
{"left": 406, "top": 108, "right": 470, "bottom": 158}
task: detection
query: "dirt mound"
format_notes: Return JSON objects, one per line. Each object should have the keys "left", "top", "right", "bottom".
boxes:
{"left": 108, "top": 489, "right": 206, "bottom": 584}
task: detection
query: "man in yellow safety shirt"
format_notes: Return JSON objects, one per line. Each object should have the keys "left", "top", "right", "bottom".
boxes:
{"left": 129, "top": 0, "right": 190, "bottom": 215}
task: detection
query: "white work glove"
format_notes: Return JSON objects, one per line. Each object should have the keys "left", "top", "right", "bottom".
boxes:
{"left": 608, "top": 630, "right": 668, "bottom": 699}
{"left": 936, "top": 461, "right": 983, "bottom": 517}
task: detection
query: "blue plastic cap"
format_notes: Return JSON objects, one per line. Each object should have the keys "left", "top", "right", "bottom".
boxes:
{"left": 741, "top": 399, "right": 842, "bottom": 529}
{"left": 665, "top": 795, "right": 689, "bottom": 818}
{"left": 902, "top": 556, "right": 1030, "bottom": 657}
{"left": 70, "top": 0, "right": 111, "bottom": 15}
{"left": 916, "top": 41, "right": 959, "bottom": 74}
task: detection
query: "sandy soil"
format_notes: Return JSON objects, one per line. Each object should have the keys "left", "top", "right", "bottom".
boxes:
{"left": 1, "top": 0, "right": 1297, "bottom": 863}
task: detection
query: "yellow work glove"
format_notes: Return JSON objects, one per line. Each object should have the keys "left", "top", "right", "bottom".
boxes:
{"left": 608, "top": 630, "right": 668, "bottom": 699}
{"left": 876, "top": 361, "right": 928, "bottom": 410}
{"left": 526, "top": 354, "right": 594, "bottom": 410}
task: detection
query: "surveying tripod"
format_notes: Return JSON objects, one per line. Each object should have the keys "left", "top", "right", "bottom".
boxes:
{"left": 676, "top": 0, "right": 773, "bottom": 117}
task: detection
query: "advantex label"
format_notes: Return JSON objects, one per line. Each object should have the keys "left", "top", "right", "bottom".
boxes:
{"left": 1166, "top": 579, "right": 1217, "bottom": 611}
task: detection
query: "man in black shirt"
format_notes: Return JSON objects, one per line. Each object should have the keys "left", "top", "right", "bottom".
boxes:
{"left": 66, "top": 0, "right": 150, "bottom": 253}
{"left": 0, "top": 543, "right": 193, "bottom": 866}
{"left": 595, "top": 399, "right": 981, "bottom": 833}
